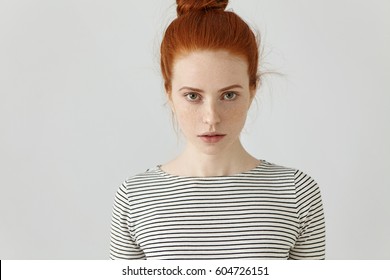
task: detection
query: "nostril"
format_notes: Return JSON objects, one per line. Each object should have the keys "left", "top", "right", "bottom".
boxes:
{"left": 203, "top": 111, "right": 221, "bottom": 125}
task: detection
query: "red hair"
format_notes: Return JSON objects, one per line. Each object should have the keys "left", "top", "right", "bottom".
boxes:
{"left": 161, "top": 0, "right": 260, "bottom": 93}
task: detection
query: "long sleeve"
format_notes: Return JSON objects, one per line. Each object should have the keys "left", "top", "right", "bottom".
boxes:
{"left": 289, "top": 170, "right": 326, "bottom": 259}
{"left": 109, "top": 183, "right": 146, "bottom": 259}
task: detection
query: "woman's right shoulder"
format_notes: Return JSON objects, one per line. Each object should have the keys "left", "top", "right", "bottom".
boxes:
{"left": 124, "top": 166, "right": 161, "bottom": 181}
{"left": 118, "top": 166, "right": 164, "bottom": 190}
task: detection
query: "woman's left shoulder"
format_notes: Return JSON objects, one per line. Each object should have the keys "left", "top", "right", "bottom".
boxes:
{"left": 259, "top": 159, "right": 320, "bottom": 189}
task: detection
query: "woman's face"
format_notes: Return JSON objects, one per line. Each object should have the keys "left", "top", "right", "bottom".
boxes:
{"left": 169, "top": 50, "right": 256, "bottom": 156}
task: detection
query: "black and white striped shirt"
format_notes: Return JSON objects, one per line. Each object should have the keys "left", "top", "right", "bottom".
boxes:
{"left": 110, "top": 160, "right": 325, "bottom": 259}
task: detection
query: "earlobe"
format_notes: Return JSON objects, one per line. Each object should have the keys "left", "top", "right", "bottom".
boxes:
{"left": 247, "top": 87, "right": 257, "bottom": 109}
{"left": 166, "top": 92, "right": 175, "bottom": 113}
{"left": 251, "top": 87, "right": 257, "bottom": 97}
{"left": 250, "top": 87, "right": 257, "bottom": 100}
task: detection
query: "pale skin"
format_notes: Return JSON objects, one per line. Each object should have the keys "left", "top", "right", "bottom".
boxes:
{"left": 161, "top": 50, "right": 260, "bottom": 177}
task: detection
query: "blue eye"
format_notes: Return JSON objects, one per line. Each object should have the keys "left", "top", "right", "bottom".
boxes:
{"left": 223, "top": 92, "right": 237, "bottom": 100}
{"left": 185, "top": 92, "right": 200, "bottom": 101}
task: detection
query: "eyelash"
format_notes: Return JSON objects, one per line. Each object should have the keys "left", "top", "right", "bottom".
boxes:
{"left": 223, "top": 91, "right": 238, "bottom": 100}
{"left": 184, "top": 92, "right": 200, "bottom": 101}
{"left": 184, "top": 92, "right": 238, "bottom": 102}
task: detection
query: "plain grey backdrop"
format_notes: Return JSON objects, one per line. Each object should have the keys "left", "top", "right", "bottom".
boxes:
{"left": 1, "top": 0, "right": 389, "bottom": 259}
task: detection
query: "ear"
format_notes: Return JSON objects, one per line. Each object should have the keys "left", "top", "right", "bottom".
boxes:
{"left": 251, "top": 76, "right": 261, "bottom": 99}
{"left": 249, "top": 76, "right": 259, "bottom": 97}
{"left": 166, "top": 91, "right": 175, "bottom": 113}
{"left": 250, "top": 87, "right": 257, "bottom": 99}
{"left": 246, "top": 82, "right": 257, "bottom": 109}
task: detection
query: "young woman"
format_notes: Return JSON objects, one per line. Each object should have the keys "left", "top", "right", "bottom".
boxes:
{"left": 109, "top": 0, "right": 325, "bottom": 260}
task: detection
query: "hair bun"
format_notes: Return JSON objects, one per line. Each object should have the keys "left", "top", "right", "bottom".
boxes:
{"left": 176, "top": 0, "right": 228, "bottom": 17}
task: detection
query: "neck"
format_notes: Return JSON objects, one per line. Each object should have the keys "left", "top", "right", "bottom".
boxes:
{"left": 168, "top": 140, "right": 259, "bottom": 177}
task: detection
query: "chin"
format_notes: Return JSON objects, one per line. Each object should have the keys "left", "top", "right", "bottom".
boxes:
{"left": 195, "top": 143, "right": 230, "bottom": 156}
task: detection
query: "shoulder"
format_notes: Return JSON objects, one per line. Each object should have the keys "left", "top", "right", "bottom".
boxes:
{"left": 118, "top": 166, "right": 167, "bottom": 193}
{"left": 124, "top": 167, "right": 163, "bottom": 183}
{"left": 260, "top": 160, "right": 323, "bottom": 210}
{"left": 256, "top": 160, "right": 296, "bottom": 182}
{"left": 259, "top": 160, "right": 320, "bottom": 190}
{"left": 112, "top": 167, "right": 163, "bottom": 208}
{"left": 258, "top": 160, "right": 296, "bottom": 174}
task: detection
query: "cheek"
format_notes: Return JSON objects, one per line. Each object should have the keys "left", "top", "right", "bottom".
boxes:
{"left": 175, "top": 106, "right": 198, "bottom": 128}
{"left": 224, "top": 103, "right": 249, "bottom": 122}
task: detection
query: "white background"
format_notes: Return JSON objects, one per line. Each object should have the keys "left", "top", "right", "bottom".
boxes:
{"left": 0, "top": 0, "right": 389, "bottom": 259}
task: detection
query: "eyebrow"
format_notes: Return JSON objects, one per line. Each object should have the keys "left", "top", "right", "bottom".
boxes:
{"left": 179, "top": 84, "right": 243, "bottom": 93}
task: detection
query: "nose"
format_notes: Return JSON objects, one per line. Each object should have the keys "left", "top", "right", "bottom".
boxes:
{"left": 202, "top": 100, "right": 221, "bottom": 126}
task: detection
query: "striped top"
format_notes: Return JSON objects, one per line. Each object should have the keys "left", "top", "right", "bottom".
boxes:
{"left": 109, "top": 160, "right": 325, "bottom": 260}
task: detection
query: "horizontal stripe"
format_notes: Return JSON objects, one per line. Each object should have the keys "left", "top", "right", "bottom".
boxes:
{"left": 109, "top": 160, "right": 325, "bottom": 260}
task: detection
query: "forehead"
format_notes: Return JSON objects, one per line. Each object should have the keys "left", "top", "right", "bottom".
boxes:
{"left": 172, "top": 50, "right": 249, "bottom": 87}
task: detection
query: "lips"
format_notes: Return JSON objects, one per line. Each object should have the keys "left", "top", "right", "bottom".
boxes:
{"left": 198, "top": 133, "right": 226, "bottom": 143}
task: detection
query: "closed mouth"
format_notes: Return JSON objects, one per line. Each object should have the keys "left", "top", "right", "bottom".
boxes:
{"left": 198, "top": 133, "right": 226, "bottom": 137}
{"left": 197, "top": 134, "right": 226, "bottom": 143}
